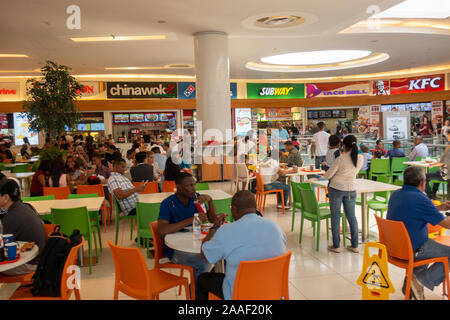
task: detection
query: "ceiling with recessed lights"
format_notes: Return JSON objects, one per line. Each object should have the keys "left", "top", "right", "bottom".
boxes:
{"left": 0, "top": 0, "right": 449, "bottom": 80}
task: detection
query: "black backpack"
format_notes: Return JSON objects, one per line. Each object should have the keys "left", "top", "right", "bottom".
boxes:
{"left": 30, "top": 225, "right": 83, "bottom": 297}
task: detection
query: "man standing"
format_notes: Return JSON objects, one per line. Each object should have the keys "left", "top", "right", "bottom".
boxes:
{"left": 107, "top": 158, "right": 147, "bottom": 216}
{"left": 387, "top": 166, "right": 450, "bottom": 299}
{"left": 196, "top": 190, "right": 286, "bottom": 300}
{"left": 157, "top": 173, "right": 226, "bottom": 279}
{"left": 310, "top": 122, "right": 330, "bottom": 170}
{"left": 152, "top": 147, "right": 167, "bottom": 173}
{"left": 408, "top": 136, "right": 429, "bottom": 161}
{"left": 130, "top": 151, "right": 154, "bottom": 182}
{"left": 277, "top": 122, "right": 290, "bottom": 152}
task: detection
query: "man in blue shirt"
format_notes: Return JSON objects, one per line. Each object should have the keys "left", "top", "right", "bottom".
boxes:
{"left": 387, "top": 166, "right": 450, "bottom": 299}
{"left": 196, "top": 190, "right": 287, "bottom": 300}
{"left": 158, "top": 172, "right": 226, "bottom": 279}
{"left": 277, "top": 122, "right": 290, "bottom": 152}
{"left": 386, "top": 140, "right": 406, "bottom": 160}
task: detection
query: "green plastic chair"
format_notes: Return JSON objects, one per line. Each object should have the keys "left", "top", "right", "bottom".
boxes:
{"left": 358, "top": 171, "right": 368, "bottom": 179}
{"left": 113, "top": 196, "right": 137, "bottom": 245}
{"left": 51, "top": 206, "right": 96, "bottom": 274}
{"left": 369, "top": 158, "right": 391, "bottom": 181}
{"left": 299, "top": 188, "right": 334, "bottom": 251}
{"left": 195, "top": 183, "right": 210, "bottom": 191}
{"left": 393, "top": 179, "right": 404, "bottom": 186}
{"left": 68, "top": 193, "right": 102, "bottom": 253}
{"left": 22, "top": 195, "right": 55, "bottom": 221}
{"left": 213, "top": 198, "right": 233, "bottom": 222}
{"left": 429, "top": 180, "right": 448, "bottom": 200}
{"left": 136, "top": 202, "right": 160, "bottom": 257}
{"left": 290, "top": 181, "right": 314, "bottom": 232}
{"left": 366, "top": 176, "right": 391, "bottom": 233}
{"left": 390, "top": 157, "right": 408, "bottom": 180}
{"left": 13, "top": 164, "right": 29, "bottom": 173}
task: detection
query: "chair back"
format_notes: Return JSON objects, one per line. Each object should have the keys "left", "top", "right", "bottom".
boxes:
{"left": 213, "top": 198, "right": 233, "bottom": 222}
{"left": 68, "top": 193, "right": 98, "bottom": 199}
{"left": 299, "top": 188, "right": 320, "bottom": 216}
{"left": 375, "top": 215, "right": 413, "bottom": 262}
{"left": 149, "top": 221, "right": 165, "bottom": 268}
{"left": 108, "top": 240, "right": 151, "bottom": 299}
{"left": 13, "top": 164, "right": 30, "bottom": 173}
{"left": 391, "top": 157, "right": 408, "bottom": 175}
{"left": 232, "top": 252, "right": 292, "bottom": 300}
{"left": 136, "top": 202, "right": 160, "bottom": 236}
{"left": 51, "top": 206, "right": 92, "bottom": 240}
{"left": 77, "top": 184, "right": 105, "bottom": 197}
{"left": 236, "top": 163, "right": 250, "bottom": 179}
{"left": 195, "top": 183, "right": 210, "bottom": 191}
{"left": 393, "top": 179, "right": 404, "bottom": 186}
{"left": 43, "top": 186, "right": 70, "bottom": 200}
{"left": 255, "top": 172, "right": 265, "bottom": 193}
{"left": 370, "top": 158, "right": 390, "bottom": 176}
{"left": 290, "top": 181, "right": 312, "bottom": 205}
{"left": 132, "top": 181, "right": 159, "bottom": 194}
{"left": 60, "top": 238, "right": 84, "bottom": 300}
{"left": 43, "top": 224, "right": 58, "bottom": 240}
{"left": 22, "top": 195, "right": 55, "bottom": 201}
{"left": 162, "top": 180, "right": 176, "bottom": 193}
{"left": 113, "top": 196, "right": 122, "bottom": 216}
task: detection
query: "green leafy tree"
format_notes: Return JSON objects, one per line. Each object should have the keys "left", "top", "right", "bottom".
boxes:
{"left": 23, "top": 60, "right": 82, "bottom": 142}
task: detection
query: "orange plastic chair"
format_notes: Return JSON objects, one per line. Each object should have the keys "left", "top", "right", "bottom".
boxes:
{"left": 9, "top": 238, "right": 84, "bottom": 300}
{"left": 78, "top": 184, "right": 111, "bottom": 231}
{"left": 107, "top": 240, "right": 191, "bottom": 300}
{"left": 255, "top": 172, "right": 285, "bottom": 214}
{"left": 44, "top": 224, "right": 58, "bottom": 240}
{"left": 133, "top": 181, "right": 159, "bottom": 194}
{"left": 43, "top": 186, "right": 70, "bottom": 200}
{"left": 149, "top": 221, "right": 195, "bottom": 299}
{"left": 375, "top": 215, "right": 450, "bottom": 300}
{"left": 208, "top": 251, "right": 292, "bottom": 300}
{"left": 162, "top": 180, "right": 176, "bottom": 193}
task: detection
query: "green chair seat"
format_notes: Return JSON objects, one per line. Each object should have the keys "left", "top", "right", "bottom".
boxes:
{"left": 136, "top": 202, "right": 160, "bottom": 257}
{"left": 114, "top": 196, "right": 137, "bottom": 245}
{"left": 367, "top": 203, "right": 388, "bottom": 211}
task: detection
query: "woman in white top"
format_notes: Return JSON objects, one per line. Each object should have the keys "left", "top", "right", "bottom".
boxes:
{"left": 324, "top": 135, "right": 363, "bottom": 254}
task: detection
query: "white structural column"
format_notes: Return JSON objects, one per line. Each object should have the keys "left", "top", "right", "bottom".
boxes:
{"left": 194, "top": 31, "right": 232, "bottom": 143}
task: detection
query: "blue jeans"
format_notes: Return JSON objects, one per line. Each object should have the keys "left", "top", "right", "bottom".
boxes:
{"left": 315, "top": 156, "right": 326, "bottom": 170}
{"left": 328, "top": 187, "right": 359, "bottom": 248}
{"left": 264, "top": 181, "right": 290, "bottom": 206}
{"left": 171, "top": 250, "right": 212, "bottom": 280}
{"left": 414, "top": 238, "right": 450, "bottom": 291}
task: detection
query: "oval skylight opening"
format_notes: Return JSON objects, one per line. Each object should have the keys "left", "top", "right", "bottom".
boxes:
{"left": 261, "top": 50, "right": 372, "bottom": 66}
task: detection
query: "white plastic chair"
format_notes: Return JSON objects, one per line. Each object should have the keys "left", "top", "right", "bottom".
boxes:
{"left": 234, "top": 163, "right": 256, "bottom": 192}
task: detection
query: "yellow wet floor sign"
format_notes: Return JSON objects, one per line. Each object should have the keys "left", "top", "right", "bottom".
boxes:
{"left": 356, "top": 242, "right": 395, "bottom": 300}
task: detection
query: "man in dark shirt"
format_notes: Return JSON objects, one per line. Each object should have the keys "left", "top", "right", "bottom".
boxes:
{"left": 386, "top": 140, "right": 406, "bottom": 160}
{"left": 387, "top": 166, "right": 450, "bottom": 299}
{"left": 130, "top": 151, "right": 154, "bottom": 182}
{"left": 0, "top": 179, "right": 46, "bottom": 276}
{"left": 91, "top": 153, "right": 111, "bottom": 179}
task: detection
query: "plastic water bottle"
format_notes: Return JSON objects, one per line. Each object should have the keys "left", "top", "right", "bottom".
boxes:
{"left": 193, "top": 213, "right": 201, "bottom": 240}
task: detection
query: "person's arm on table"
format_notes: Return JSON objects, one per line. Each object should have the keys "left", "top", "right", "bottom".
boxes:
{"left": 197, "top": 194, "right": 226, "bottom": 227}
{"left": 158, "top": 217, "right": 195, "bottom": 237}
{"left": 112, "top": 182, "right": 146, "bottom": 200}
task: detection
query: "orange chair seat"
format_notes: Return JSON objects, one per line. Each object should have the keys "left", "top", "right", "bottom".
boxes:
{"left": 9, "top": 286, "right": 73, "bottom": 300}
{"left": 387, "top": 255, "right": 449, "bottom": 270}
{"left": 0, "top": 273, "right": 34, "bottom": 284}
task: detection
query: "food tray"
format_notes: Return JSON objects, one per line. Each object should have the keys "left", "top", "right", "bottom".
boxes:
{"left": 0, "top": 253, "right": 20, "bottom": 265}
{"left": 300, "top": 168, "right": 321, "bottom": 173}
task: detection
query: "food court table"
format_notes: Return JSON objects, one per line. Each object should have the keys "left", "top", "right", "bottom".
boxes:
{"left": 138, "top": 189, "right": 232, "bottom": 204}
{"left": 0, "top": 241, "right": 39, "bottom": 273}
{"left": 403, "top": 160, "right": 440, "bottom": 173}
{"left": 165, "top": 230, "right": 224, "bottom": 273}
{"left": 23, "top": 197, "right": 105, "bottom": 215}
{"left": 284, "top": 168, "right": 325, "bottom": 205}
{"left": 307, "top": 178, "right": 401, "bottom": 242}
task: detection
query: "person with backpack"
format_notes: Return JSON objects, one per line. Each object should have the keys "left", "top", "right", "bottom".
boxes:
{"left": 0, "top": 179, "right": 46, "bottom": 276}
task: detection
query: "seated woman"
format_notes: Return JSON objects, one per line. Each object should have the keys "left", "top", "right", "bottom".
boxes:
{"left": 48, "top": 158, "right": 71, "bottom": 191}
{"left": 65, "top": 155, "right": 87, "bottom": 190}
{"left": 29, "top": 159, "right": 52, "bottom": 196}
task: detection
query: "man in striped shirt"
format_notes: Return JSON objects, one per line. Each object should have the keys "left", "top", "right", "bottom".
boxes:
{"left": 408, "top": 136, "right": 429, "bottom": 161}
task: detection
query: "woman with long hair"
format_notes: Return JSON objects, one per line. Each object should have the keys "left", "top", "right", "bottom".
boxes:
{"left": 324, "top": 135, "right": 363, "bottom": 253}
{"left": 30, "top": 159, "right": 52, "bottom": 196}
{"left": 48, "top": 158, "right": 69, "bottom": 189}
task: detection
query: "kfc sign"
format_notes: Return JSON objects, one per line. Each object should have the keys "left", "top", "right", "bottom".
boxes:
{"left": 372, "top": 74, "right": 445, "bottom": 95}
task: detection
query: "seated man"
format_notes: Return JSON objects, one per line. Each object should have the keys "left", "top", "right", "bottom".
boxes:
{"left": 260, "top": 154, "right": 296, "bottom": 210}
{"left": 130, "top": 151, "right": 154, "bottom": 182}
{"left": 157, "top": 172, "right": 225, "bottom": 280}
{"left": 0, "top": 179, "right": 46, "bottom": 276}
{"left": 107, "top": 158, "right": 147, "bottom": 216}
{"left": 371, "top": 139, "right": 387, "bottom": 157}
{"left": 386, "top": 140, "right": 406, "bottom": 160}
{"left": 387, "top": 166, "right": 450, "bottom": 299}
{"left": 91, "top": 153, "right": 111, "bottom": 180}
{"left": 425, "top": 142, "right": 450, "bottom": 200}
{"left": 408, "top": 136, "right": 429, "bottom": 161}
{"left": 196, "top": 190, "right": 287, "bottom": 300}
{"left": 283, "top": 141, "right": 303, "bottom": 167}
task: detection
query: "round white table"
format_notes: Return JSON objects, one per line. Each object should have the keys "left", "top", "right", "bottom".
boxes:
{"left": 0, "top": 241, "right": 39, "bottom": 273}
{"left": 165, "top": 230, "right": 224, "bottom": 272}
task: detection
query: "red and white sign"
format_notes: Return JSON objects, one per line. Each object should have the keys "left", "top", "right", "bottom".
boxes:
{"left": 77, "top": 81, "right": 100, "bottom": 99}
{"left": 372, "top": 74, "right": 445, "bottom": 95}
{"left": 431, "top": 101, "right": 444, "bottom": 129}
{"left": 369, "top": 105, "right": 381, "bottom": 135}
{"left": 0, "top": 82, "right": 20, "bottom": 101}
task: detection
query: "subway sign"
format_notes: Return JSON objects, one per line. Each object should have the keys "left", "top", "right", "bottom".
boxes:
{"left": 247, "top": 83, "right": 305, "bottom": 99}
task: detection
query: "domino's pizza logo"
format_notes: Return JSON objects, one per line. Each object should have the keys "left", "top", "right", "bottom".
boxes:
{"left": 184, "top": 85, "right": 195, "bottom": 98}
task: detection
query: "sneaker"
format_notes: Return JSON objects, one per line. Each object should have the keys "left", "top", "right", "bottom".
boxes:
{"left": 410, "top": 274, "right": 425, "bottom": 300}
{"left": 346, "top": 246, "right": 359, "bottom": 253}
{"left": 402, "top": 276, "right": 417, "bottom": 300}
{"left": 276, "top": 204, "right": 290, "bottom": 209}
{"left": 328, "top": 245, "right": 342, "bottom": 253}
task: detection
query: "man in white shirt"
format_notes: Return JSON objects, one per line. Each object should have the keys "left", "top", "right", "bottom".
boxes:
{"left": 408, "top": 136, "right": 429, "bottom": 161}
{"left": 310, "top": 122, "right": 330, "bottom": 170}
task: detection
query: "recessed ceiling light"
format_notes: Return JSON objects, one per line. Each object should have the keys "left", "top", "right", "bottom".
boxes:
{"left": 261, "top": 50, "right": 372, "bottom": 66}
{"left": 0, "top": 54, "right": 28, "bottom": 58}
{"left": 241, "top": 11, "right": 318, "bottom": 30}
{"left": 373, "top": 0, "right": 450, "bottom": 19}
{"left": 105, "top": 64, "right": 194, "bottom": 70}
{"left": 255, "top": 15, "right": 305, "bottom": 28}
{"left": 71, "top": 35, "right": 167, "bottom": 42}
{"left": 0, "top": 70, "right": 38, "bottom": 73}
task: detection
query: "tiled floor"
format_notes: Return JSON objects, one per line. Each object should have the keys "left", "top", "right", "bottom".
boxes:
{"left": 1, "top": 181, "right": 448, "bottom": 300}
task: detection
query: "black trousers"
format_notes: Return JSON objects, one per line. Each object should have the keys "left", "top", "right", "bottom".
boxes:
{"left": 196, "top": 272, "right": 225, "bottom": 300}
